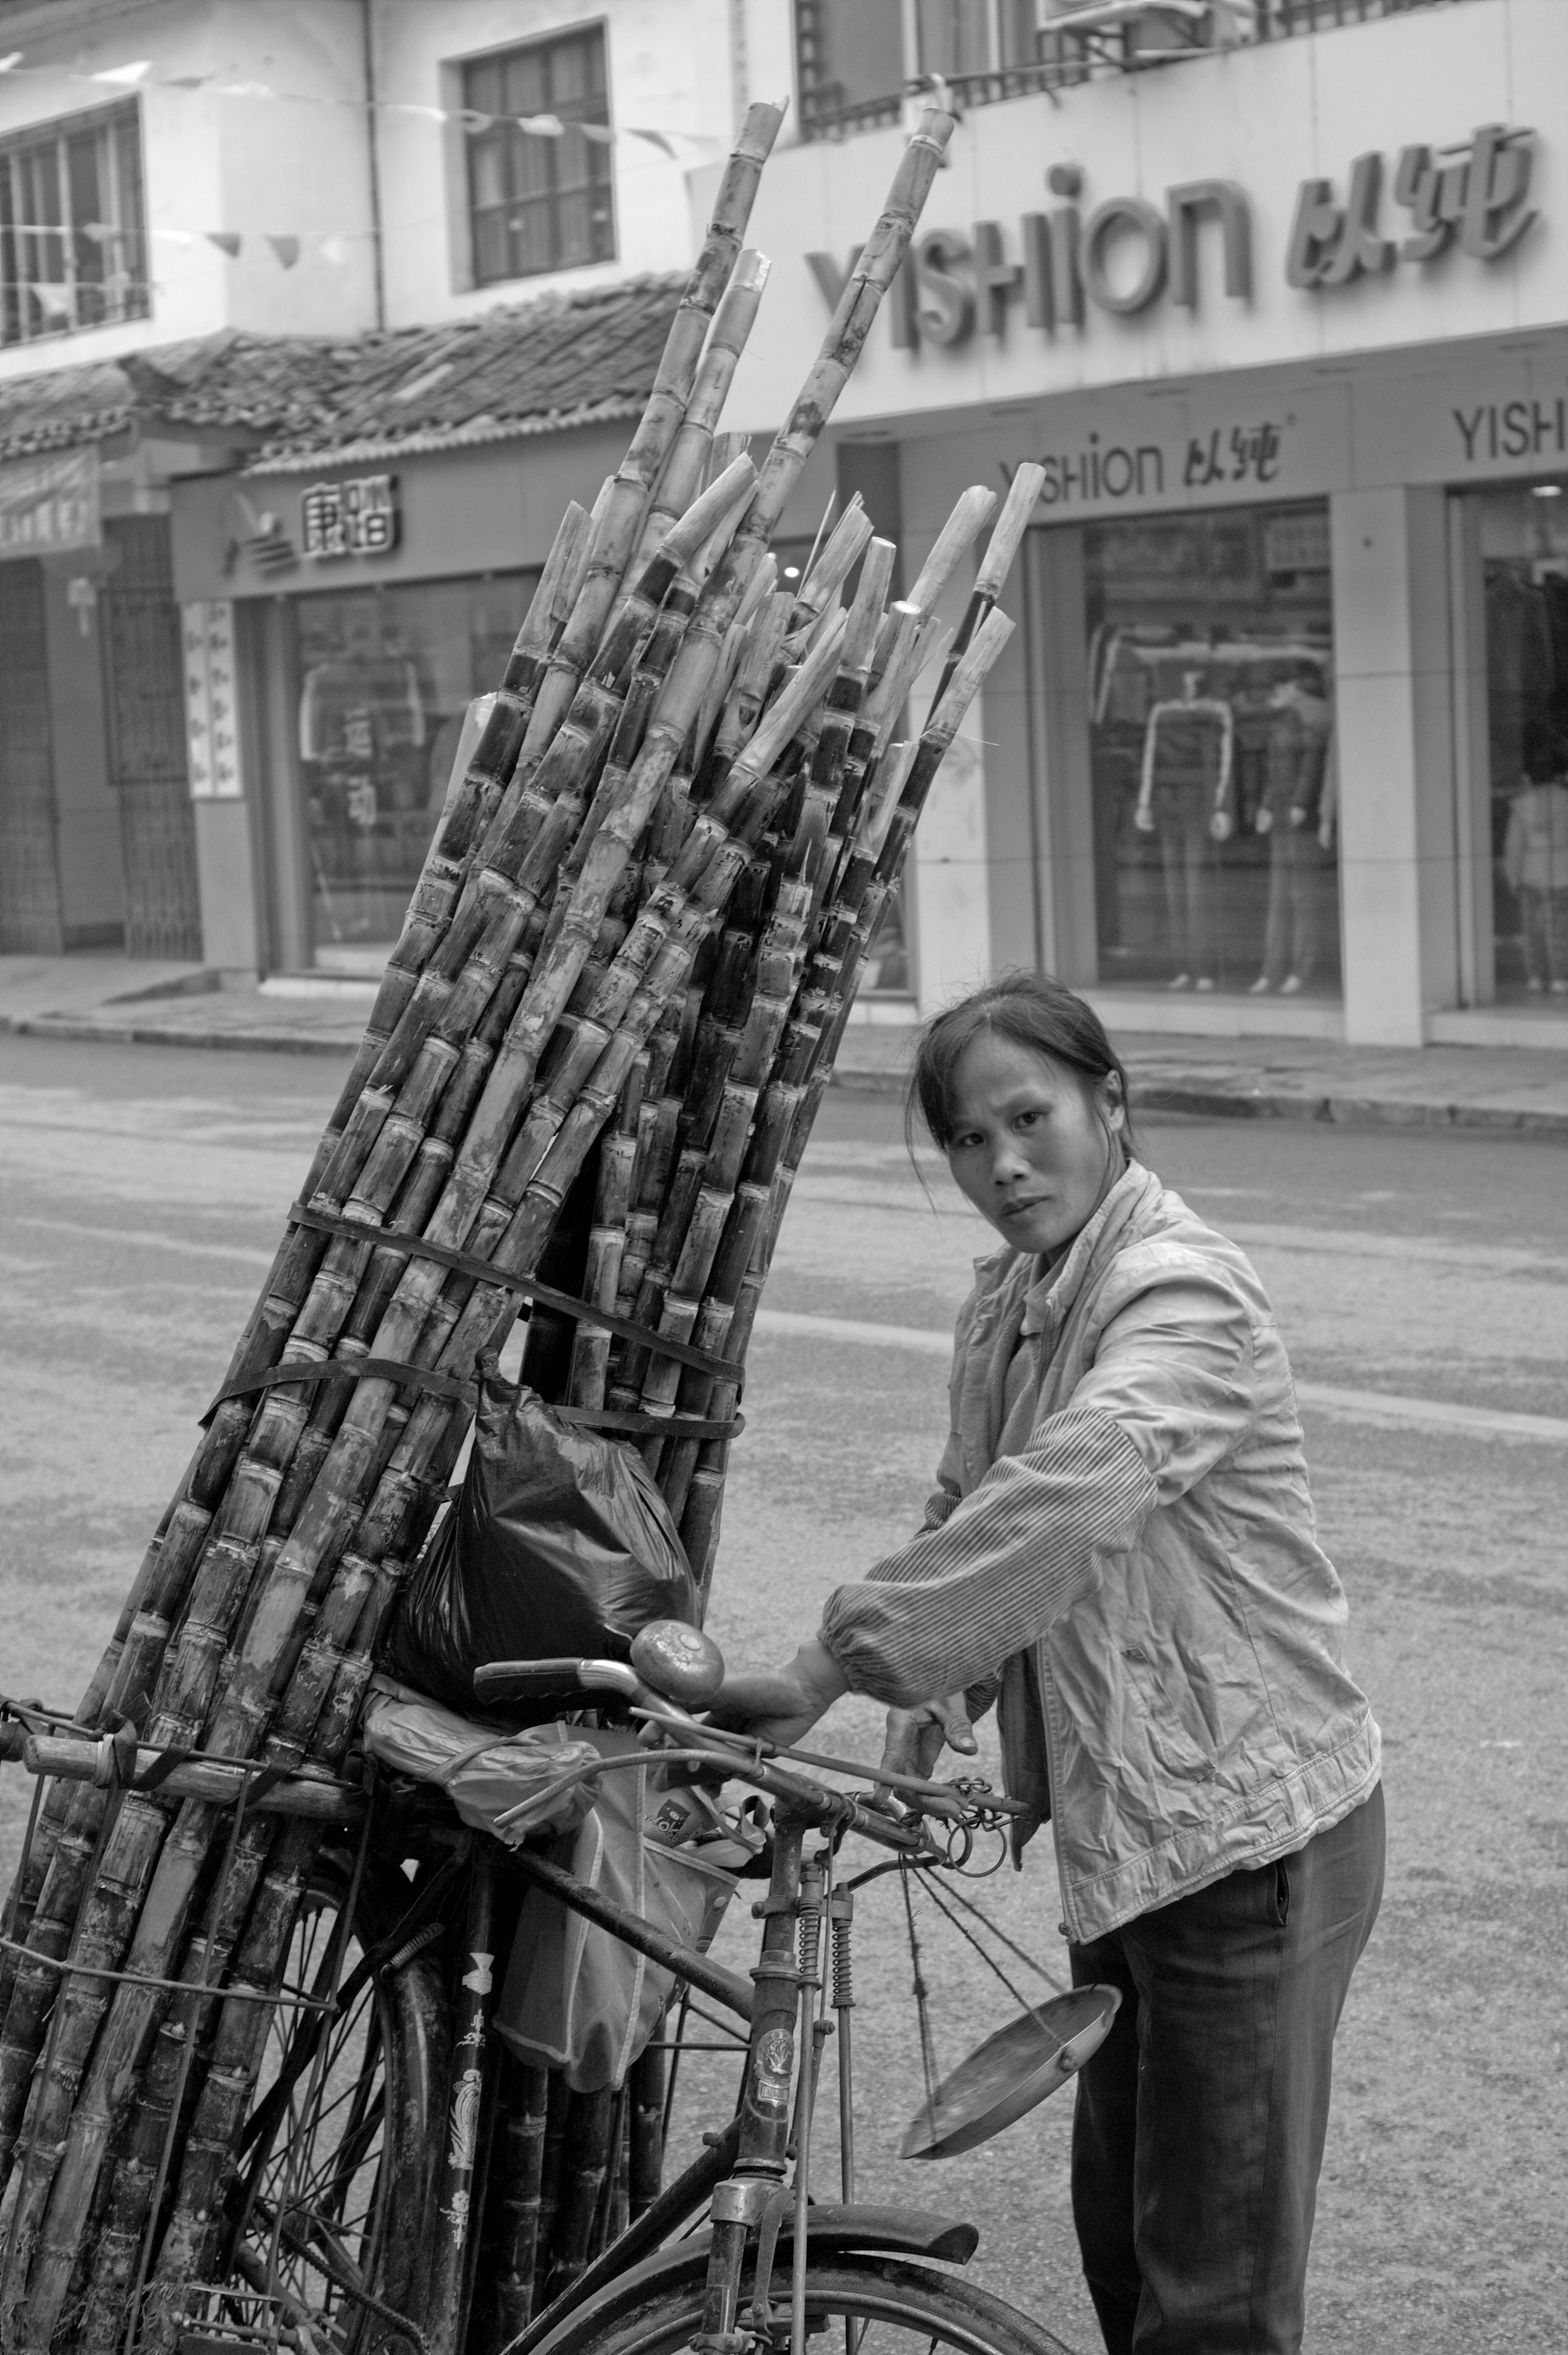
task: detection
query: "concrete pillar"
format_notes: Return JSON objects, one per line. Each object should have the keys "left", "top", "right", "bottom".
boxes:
{"left": 1330, "top": 486, "right": 1460, "bottom": 1045}
{"left": 1032, "top": 525, "right": 1097, "bottom": 987}
{"left": 193, "top": 800, "right": 261, "bottom": 974}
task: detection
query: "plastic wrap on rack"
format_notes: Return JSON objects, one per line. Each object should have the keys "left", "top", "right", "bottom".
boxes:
{"left": 361, "top": 1676, "right": 602, "bottom": 1843}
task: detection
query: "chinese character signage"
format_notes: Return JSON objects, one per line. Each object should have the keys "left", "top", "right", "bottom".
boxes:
{"left": 0, "top": 448, "right": 101, "bottom": 562}
{"left": 1287, "top": 123, "right": 1536, "bottom": 289}
{"left": 183, "top": 599, "right": 242, "bottom": 800}
{"left": 300, "top": 475, "right": 400, "bottom": 561}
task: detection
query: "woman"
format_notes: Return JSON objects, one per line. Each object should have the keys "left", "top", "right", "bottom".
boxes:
{"left": 718, "top": 973, "right": 1383, "bottom": 2355}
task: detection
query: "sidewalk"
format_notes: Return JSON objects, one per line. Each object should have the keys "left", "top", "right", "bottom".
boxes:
{"left": 3, "top": 955, "right": 1566, "bottom": 1139}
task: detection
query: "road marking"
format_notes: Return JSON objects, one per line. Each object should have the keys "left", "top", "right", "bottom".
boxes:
{"left": 8, "top": 1220, "right": 1563, "bottom": 1446}
{"left": 753, "top": 1309, "right": 1568, "bottom": 1445}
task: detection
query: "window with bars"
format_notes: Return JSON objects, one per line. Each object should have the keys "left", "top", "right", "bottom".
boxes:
{"left": 462, "top": 25, "right": 615, "bottom": 287}
{"left": 0, "top": 100, "right": 149, "bottom": 346}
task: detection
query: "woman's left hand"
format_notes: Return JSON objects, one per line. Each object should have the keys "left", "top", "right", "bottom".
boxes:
{"left": 707, "top": 1637, "right": 849, "bottom": 1747}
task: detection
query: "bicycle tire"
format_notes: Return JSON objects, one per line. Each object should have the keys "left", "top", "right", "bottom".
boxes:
{"left": 223, "top": 1863, "right": 448, "bottom": 2353}
{"left": 533, "top": 2250, "right": 1083, "bottom": 2355}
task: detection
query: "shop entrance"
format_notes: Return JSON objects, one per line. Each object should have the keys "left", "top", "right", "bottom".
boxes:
{"left": 0, "top": 558, "right": 62, "bottom": 953}
{"left": 1471, "top": 483, "right": 1568, "bottom": 1001}
{"left": 100, "top": 517, "right": 202, "bottom": 962}
{"left": 1081, "top": 502, "right": 1341, "bottom": 1001}
{"left": 285, "top": 573, "right": 535, "bottom": 971}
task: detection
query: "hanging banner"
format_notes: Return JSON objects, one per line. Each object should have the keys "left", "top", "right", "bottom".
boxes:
{"left": 0, "top": 446, "right": 101, "bottom": 560}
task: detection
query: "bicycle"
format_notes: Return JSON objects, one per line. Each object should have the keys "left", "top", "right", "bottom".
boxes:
{"left": 2, "top": 1626, "right": 1115, "bottom": 2355}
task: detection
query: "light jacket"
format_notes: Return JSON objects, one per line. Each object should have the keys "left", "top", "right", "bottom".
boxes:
{"left": 819, "top": 1162, "right": 1381, "bottom": 1944}
{"left": 1503, "top": 781, "right": 1568, "bottom": 893}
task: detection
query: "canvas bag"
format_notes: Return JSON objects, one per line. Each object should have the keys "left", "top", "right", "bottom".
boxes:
{"left": 496, "top": 1729, "right": 737, "bottom": 2092}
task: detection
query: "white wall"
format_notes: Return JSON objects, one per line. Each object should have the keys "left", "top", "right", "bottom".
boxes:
{"left": 371, "top": 0, "right": 735, "bottom": 328}
{"left": 720, "top": 0, "right": 1566, "bottom": 436}
{"left": 0, "top": 0, "right": 379, "bottom": 376}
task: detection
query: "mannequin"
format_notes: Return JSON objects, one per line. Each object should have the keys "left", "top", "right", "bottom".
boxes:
{"left": 1135, "top": 670, "right": 1235, "bottom": 989}
{"left": 1250, "top": 679, "right": 1332, "bottom": 996}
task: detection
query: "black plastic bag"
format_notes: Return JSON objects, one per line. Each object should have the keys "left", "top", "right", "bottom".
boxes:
{"left": 384, "top": 1373, "right": 697, "bottom": 1719}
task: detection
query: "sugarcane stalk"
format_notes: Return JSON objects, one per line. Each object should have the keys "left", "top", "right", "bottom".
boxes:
{"left": 490, "top": 2058, "right": 552, "bottom": 2340}
{"left": 928, "top": 460, "right": 1044, "bottom": 703}
{"left": 518, "top": 104, "right": 786, "bottom": 762}
{"left": 612, "top": 252, "right": 771, "bottom": 610}
{"left": 2, "top": 110, "right": 980, "bottom": 2324}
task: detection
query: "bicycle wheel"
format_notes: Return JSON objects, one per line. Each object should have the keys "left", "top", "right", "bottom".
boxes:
{"left": 538, "top": 2250, "right": 1082, "bottom": 2355}
{"left": 223, "top": 1859, "right": 448, "bottom": 2353}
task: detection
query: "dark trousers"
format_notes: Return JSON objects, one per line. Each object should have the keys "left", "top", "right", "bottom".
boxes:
{"left": 1261, "top": 824, "right": 1322, "bottom": 988}
{"left": 1156, "top": 791, "right": 1219, "bottom": 980}
{"left": 1068, "top": 1784, "right": 1385, "bottom": 2355}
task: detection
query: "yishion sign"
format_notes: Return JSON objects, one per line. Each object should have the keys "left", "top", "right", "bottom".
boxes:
{"left": 806, "top": 123, "right": 1538, "bottom": 349}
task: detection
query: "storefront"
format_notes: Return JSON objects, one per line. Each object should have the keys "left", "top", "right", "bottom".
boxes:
{"left": 169, "top": 404, "right": 852, "bottom": 988}
{"left": 716, "top": 0, "right": 1568, "bottom": 1047}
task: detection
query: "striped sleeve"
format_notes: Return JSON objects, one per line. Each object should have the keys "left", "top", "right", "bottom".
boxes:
{"left": 817, "top": 1407, "right": 1157, "bottom": 1708}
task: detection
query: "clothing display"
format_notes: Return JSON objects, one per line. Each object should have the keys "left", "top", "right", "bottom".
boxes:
{"left": 1082, "top": 504, "right": 1340, "bottom": 995}
{"left": 1256, "top": 692, "right": 1333, "bottom": 991}
{"left": 1135, "top": 694, "right": 1233, "bottom": 983}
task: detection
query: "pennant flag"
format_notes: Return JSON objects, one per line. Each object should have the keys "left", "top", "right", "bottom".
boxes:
{"left": 207, "top": 230, "right": 242, "bottom": 257}
{"left": 318, "top": 233, "right": 353, "bottom": 267}
{"left": 0, "top": 52, "right": 22, "bottom": 73}
{"left": 164, "top": 74, "right": 213, "bottom": 89}
{"left": 625, "top": 126, "right": 677, "bottom": 156}
{"left": 265, "top": 234, "right": 300, "bottom": 269}
{"left": 32, "top": 283, "right": 74, "bottom": 319}
{"left": 90, "top": 59, "right": 150, "bottom": 86}
{"left": 576, "top": 121, "right": 614, "bottom": 144}
{"left": 153, "top": 228, "right": 199, "bottom": 247}
{"left": 459, "top": 109, "right": 493, "bottom": 131}
{"left": 516, "top": 112, "right": 564, "bottom": 137}
{"left": 215, "top": 79, "right": 277, "bottom": 98}
{"left": 384, "top": 101, "right": 446, "bottom": 121}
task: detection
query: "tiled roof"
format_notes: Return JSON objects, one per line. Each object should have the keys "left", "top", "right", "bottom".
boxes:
{"left": 0, "top": 273, "right": 685, "bottom": 470}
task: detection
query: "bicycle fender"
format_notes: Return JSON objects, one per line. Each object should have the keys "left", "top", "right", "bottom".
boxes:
{"left": 526, "top": 2207, "right": 979, "bottom": 2355}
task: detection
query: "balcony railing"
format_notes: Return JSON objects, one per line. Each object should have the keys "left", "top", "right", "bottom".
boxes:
{"left": 798, "top": 0, "right": 1476, "bottom": 142}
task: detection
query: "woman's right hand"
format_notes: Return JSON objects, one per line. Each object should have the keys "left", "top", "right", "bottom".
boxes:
{"left": 880, "top": 1694, "right": 978, "bottom": 1781}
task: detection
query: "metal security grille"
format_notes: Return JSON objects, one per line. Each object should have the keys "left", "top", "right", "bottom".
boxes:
{"left": 0, "top": 99, "right": 149, "bottom": 346}
{"left": 0, "top": 559, "right": 64, "bottom": 953}
{"left": 463, "top": 28, "right": 614, "bottom": 285}
{"left": 101, "top": 516, "right": 203, "bottom": 963}
{"left": 795, "top": 0, "right": 1475, "bottom": 136}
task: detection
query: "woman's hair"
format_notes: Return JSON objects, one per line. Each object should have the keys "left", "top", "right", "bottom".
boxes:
{"left": 906, "top": 972, "right": 1138, "bottom": 1161}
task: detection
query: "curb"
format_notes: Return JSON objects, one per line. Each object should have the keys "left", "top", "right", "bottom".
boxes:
{"left": 3, "top": 1013, "right": 357, "bottom": 1056}
{"left": 8, "top": 1010, "right": 1567, "bottom": 1138}
{"left": 829, "top": 1061, "right": 1568, "bottom": 1140}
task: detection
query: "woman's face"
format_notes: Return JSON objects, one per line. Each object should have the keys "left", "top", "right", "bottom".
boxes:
{"left": 944, "top": 1032, "right": 1125, "bottom": 1261}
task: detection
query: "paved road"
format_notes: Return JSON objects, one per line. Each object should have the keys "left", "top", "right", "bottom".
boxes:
{"left": 1, "top": 1035, "right": 1564, "bottom": 2352}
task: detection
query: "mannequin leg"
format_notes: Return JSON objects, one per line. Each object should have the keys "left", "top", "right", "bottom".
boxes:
{"left": 1289, "top": 826, "right": 1319, "bottom": 986}
{"left": 1159, "top": 814, "right": 1190, "bottom": 979}
{"left": 1519, "top": 887, "right": 1547, "bottom": 990}
{"left": 1184, "top": 797, "right": 1218, "bottom": 984}
{"left": 1259, "top": 829, "right": 1291, "bottom": 989}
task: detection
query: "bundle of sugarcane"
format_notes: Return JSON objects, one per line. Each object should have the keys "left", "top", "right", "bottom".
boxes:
{"left": 0, "top": 93, "right": 1042, "bottom": 2355}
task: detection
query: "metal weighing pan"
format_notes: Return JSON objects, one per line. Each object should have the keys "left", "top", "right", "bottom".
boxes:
{"left": 900, "top": 1985, "right": 1122, "bottom": 2160}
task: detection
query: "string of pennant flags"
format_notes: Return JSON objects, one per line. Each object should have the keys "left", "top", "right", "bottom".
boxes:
{"left": 0, "top": 48, "right": 721, "bottom": 152}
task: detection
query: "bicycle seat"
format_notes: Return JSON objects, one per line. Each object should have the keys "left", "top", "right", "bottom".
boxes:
{"left": 473, "top": 1619, "right": 726, "bottom": 1714}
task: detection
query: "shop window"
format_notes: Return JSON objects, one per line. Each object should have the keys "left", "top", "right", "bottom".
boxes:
{"left": 796, "top": 0, "right": 1044, "bottom": 136}
{"left": 1083, "top": 503, "right": 1341, "bottom": 1000}
{"left": 463, "top": 27, "right": 614, "bottom": 286}
{"left": 291, "top": 576, "right": 535, "bottom": 968}
{"left": 0, "top": 100, "right": 148, "bottom": 346}
{"left": 1474, "top": 484, "right": 1568, "bottom": 1000}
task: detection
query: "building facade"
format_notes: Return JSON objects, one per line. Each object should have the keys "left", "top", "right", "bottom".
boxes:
{"left": 715, "top": 0, "right": 1568, "bottom": 1048}
{"left": 3, "top": 0, "right": 1562, "bottom": 1054}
